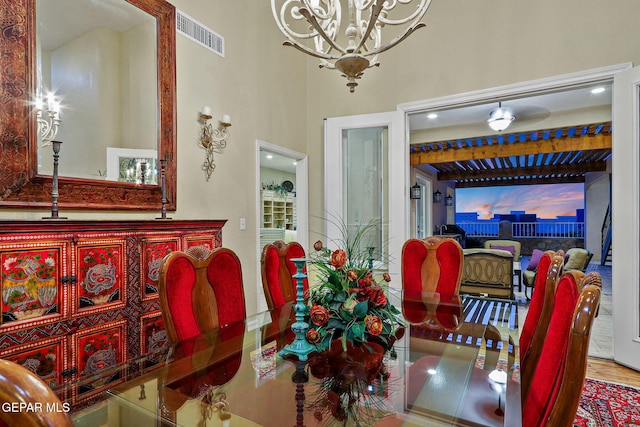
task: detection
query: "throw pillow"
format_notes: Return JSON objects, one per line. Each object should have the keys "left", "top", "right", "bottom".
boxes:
{"left": 491, "top": 245, "right": 515, "bottom": 256}
{"left": 565, "top": 249, "right": 588, "bottom": 270}
{"left": 527, "top": 249, "right": 543, "bottom": 271}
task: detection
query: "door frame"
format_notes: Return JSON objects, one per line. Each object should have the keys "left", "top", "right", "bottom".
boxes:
{"left": 255, "top": 139, "right": 309, "bottom": 313}
{"left": 612, "top": 64, "right": 640, "bottom": 370}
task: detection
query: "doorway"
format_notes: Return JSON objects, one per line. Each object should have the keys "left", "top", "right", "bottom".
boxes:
{"left": 256, "top": 140, "right": 308, "bottom": 312}
{"left": 398, "top": 63, "right": 628, "bottom": 363}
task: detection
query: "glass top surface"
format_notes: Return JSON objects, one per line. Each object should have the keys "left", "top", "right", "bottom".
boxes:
{"left": 70, "top": 293, "right": 520, "bottom": 427}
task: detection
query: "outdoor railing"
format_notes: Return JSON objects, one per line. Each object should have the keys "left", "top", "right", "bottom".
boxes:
{"left": 458, "top": 221, "right": 585, "bottom": 238}
{"left": 457, "top": 222, "right": 499, "bottom": 237}
{"left": 512, "top": 222, "right": 585, "bottom": 238}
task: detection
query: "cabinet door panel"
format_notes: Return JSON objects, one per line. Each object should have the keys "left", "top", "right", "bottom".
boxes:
{"left": 0, "top": 243, "right": 69, "bottom": 327}
{"left": 0, "top": 336, "right": 68, "bottom": 389}
{"left": 140, "top": 311, "right": 168, "bottom": 362}
{"left": 141, "top": 238, "right": 179, "bottom": 299}
{"left": 73, "top": 320, "right": 127, "bottom": 399}
{"left": 75, "top": 241, "right": 126, "bottom": 313}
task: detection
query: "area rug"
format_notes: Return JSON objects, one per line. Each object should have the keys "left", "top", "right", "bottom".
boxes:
{"left": 574, "top": 378, "right": 640, "bottom": 426}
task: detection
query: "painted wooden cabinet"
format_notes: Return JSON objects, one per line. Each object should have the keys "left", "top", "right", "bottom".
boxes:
{"left": 0, "top": 219, "right": 225, "bottom": 407}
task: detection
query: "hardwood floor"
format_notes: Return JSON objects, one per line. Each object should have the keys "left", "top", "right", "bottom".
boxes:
{"left": 586, "top": 357, "right": 640, "bottom": 388}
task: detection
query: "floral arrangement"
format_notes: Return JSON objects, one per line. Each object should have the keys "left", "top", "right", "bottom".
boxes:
{"left": 304, "top": 222, "right": 407, "bottom": 352}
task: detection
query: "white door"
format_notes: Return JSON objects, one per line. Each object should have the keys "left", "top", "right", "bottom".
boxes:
{"left": 413, "top": 175, "right": 431, "bottom": 239}
{"left": 612, "top": 65, "right": 640, "bottom": 370}
{"left": 324, "top": 111, "right": 407, "bottom": 287}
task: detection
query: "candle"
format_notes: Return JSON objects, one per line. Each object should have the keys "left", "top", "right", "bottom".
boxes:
{"left": 202, "top": 106, "right": 211, "bottom": 116}
{"left": 47, "top": 92, "right": 55, "bottom": 111}
{"left": 222, "top": 114, "right": 231, "bottom": 124}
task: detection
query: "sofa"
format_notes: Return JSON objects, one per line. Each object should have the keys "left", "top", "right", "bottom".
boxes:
{"left": 460, "top": 248, "right": 514, "bottom": 299}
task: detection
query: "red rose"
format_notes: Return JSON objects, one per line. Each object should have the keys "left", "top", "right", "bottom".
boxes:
{"left": 358, "top": 276, "right": 373, "bottom": 287}
{"left": 314, "top": 240, "right": 324, "bottom": 251}
{"left": 310, "top": 305, "right": 330, "bottom": 326}
{"left": 365, "top": 315, "right": 383, "bottom": 336}
{"left": 331, "top": 250, "right": 347, "bottom": 269}
{"left": 369, "top": 287, "right": 387, "bottom": 307}
{"left": 306, "top": 329, "right": 320, "bottom": 343}
{"left": 347, "top": 270, "right": 358, "bottom": 281}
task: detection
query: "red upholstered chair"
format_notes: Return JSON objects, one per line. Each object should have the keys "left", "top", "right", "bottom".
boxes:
{"left": 522, "top": 270, "right": 602, "bottom": 427}
{"left": 0, "top": 359, "right": 73, "bottom": 427}
{"left": 158, "top": 246, "right": 246, "bottom": 347}
{"left": 260, "top": 240, "right": 307, "bottom": 310}
{"left": 519, "top": 250, "right": 565, "bottom": 389}
{"left": 401, "top": 236, "right": 464, "bottom": 298}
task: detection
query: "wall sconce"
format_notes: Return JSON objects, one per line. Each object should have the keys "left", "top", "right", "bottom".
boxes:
{"left": 198, "top": 106, "right": 231, "bottom": 181}
{"left": 445, "top": 194, "right": 454, "bottom": 206}
{"left": 433, "top": 189, "right": 442, "bottom": 203}
{"left": 36, "top": 92, "right": 61, "bottom": 146}
{"left": 410, "top": 182, "right": 422, "bottom": 200}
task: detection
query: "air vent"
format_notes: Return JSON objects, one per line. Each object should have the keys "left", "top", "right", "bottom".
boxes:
{"left": 176, "top": 10, "right": 224, "bottom": 57}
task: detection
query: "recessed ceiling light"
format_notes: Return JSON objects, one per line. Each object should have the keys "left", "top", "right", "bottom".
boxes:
{"left": 427, "top": 113, "right": 438, "bottom": 119}
{"left": 293, "top": 161, "right": 297, "bottom": 166}
{"left": 591, "top": 87, "right": 606, "bottom": 94}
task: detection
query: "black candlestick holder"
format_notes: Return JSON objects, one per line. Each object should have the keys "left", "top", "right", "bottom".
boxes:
{"left": 43, "top": 140, "right": 67, "bottom": 220}
{"left": 156, "top": 159, "right": 171, "bottom": 219}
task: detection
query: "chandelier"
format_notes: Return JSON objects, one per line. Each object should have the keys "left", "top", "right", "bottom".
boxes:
{"left": 271, "top": 0, "right": 432, "bottom": 92}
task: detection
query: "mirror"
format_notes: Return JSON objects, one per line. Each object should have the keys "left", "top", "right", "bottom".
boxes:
{"left": 0, "top": 0, "right": 176, "bottom": 210}
{"left": 36, "top": 0, "right": 158, "bottom": 183}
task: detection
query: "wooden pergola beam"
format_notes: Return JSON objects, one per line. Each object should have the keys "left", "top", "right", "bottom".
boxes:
{"left": 410, "top": 133, "right": 612, "bottom": 165}
{"left": 438, "top": 161, "right": 607, "bottom": 181}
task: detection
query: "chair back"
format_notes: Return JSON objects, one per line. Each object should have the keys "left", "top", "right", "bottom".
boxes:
{"left": 522, "top": 271, "right": 602, "bottom": 427}
{"left": 158, "top": 246, "right": 246, "bottom": 346}
{"left": 0, "top": 359, "right": 73, "bottom": 427}
{"left": 260, "top": 240, "right": 307, "bottom": 310}
{"left": 519, "top": 250, "right": 564, "bottom": 388}
{"left": 401, "top": 237, "right": 464, "bottom": 297}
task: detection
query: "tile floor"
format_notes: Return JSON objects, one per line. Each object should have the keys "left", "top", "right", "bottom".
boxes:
{"left": 515, "top": 259, "right": 613, "bottom": 359}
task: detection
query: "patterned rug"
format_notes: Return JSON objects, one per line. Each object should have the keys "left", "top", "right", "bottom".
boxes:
{"left": 574, "top": 378, "right": 640, "bottom": 426}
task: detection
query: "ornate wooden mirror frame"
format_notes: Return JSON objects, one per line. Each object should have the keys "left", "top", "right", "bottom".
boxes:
{"left": 0, "top": 0, "right": 176, "bottom": 210}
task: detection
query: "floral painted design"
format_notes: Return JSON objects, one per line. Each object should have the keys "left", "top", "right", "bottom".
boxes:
{"left": 1, "top": 250, "right": 60, "bottom": 321}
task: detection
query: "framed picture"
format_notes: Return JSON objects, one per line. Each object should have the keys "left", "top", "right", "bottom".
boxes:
{"left": 106, "top": 148, "right": 158, "bottom": 184}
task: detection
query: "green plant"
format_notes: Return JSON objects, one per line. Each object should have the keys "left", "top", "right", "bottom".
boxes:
{"left": 305, "top": 220, "right": 406, "bottom": 352}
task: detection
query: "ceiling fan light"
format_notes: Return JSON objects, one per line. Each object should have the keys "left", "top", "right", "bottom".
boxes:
{"left": 487, "top": 107, "right": 515, "bottom": 132}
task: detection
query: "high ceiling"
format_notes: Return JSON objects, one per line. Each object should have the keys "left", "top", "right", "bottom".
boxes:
{"left": 409, "top": 85, "right": 612, "bottom": 187}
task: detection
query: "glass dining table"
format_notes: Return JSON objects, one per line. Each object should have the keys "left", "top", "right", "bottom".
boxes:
{"left": 69, "top": 292, "right": 521, "bottom": 427}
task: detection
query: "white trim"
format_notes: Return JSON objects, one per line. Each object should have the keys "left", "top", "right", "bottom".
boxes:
{"left": 397, "top": 63, "right": 631, "bottom": 113}
{"left": 255, "top": 140, "right": 309, "bottom": 313}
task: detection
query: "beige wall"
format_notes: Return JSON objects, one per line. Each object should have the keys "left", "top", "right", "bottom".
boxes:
{"left": 6, "top": 0, "right": 640, "bottom": 315}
